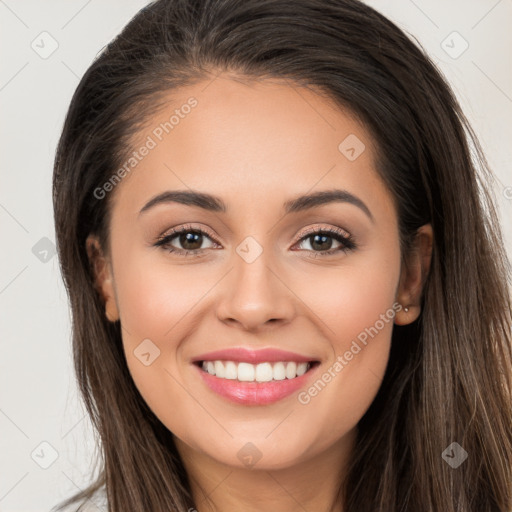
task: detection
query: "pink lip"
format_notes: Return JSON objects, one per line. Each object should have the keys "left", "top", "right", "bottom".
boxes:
{"left": 194, "top": 363, "right": 319, "bottom": 405}
{"left": 191, "top": 347, "right": 316, "bottom": 364}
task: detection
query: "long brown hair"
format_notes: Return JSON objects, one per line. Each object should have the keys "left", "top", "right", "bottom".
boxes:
{"left": 52, "top": 1, "right": 512, "bottom": 510}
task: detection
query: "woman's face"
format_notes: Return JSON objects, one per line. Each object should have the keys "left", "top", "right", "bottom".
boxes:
{"left": 91, "top": 74, "right": 415, "bottom": 471}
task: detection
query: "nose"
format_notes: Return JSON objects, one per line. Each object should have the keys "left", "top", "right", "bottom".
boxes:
{"left": 215, "top": 250, "right": 296, "bottom": 332}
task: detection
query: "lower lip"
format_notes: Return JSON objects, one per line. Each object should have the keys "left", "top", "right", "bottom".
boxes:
{"left": 194, "top": 363, "right": 318, "bottom": 405}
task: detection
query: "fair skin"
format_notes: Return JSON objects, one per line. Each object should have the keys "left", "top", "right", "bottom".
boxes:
{"left": 87, "top": 73, "right": 432, "bottom": 512}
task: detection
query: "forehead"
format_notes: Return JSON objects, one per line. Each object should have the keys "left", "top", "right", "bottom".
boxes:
{"left": 108, "top": 74, "right": 393, "bottom": 221}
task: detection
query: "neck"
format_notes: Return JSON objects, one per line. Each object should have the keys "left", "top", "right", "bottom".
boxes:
{"left": 175, "top": 428, "right": 356, "bottom": 512}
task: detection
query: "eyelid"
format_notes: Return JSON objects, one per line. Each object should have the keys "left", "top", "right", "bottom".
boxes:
{"left": 154, "top": 222, "right": 356, "bottom": 256}
{"left": 155, "top": 223, "right": 352, "bottom": 244}
{"left": 297, "top": 224, "right": 351, "bottom": 240}
{"left": 293, "top": 224, "right": 356, "bottom": 255}
{"left": 155, "top": 223, "right": 219, "bottom": 244}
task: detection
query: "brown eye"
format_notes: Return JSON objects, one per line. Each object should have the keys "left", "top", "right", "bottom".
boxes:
{"left": 306, "top": 233, "right": 335, "bottom": 251}
{"left": 154, "top": 225, "right": 218, "bottom": 255}
{"left": 177, "top": 231, "right": 204, "bottom": 251}
{"left": 295, "top": 227, "right": 356, "bottom": 256}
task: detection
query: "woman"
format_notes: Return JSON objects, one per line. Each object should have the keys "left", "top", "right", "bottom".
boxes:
{"left": 51, "top": 0, "right": 512, "bottom": 510}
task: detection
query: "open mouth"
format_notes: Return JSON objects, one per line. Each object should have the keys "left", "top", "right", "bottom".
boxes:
{"left": 194, "top": 360, "right": 320, "bottom": 383}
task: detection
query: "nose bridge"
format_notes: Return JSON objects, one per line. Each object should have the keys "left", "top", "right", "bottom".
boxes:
{"left": 215, "top": 236, "right": 295, "bottom": 330}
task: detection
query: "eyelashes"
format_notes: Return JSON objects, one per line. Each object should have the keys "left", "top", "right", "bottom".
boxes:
{"left": 153, "top": 223, "right": 357, "bottom": 259}
{"left": 154, "top": 224, "right": 220, "bottom": 257}
{"left": 297, "top": 226, "right": 357, "bottom": 256}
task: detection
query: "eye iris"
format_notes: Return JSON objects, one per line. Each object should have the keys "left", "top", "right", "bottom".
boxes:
{"left": 311, "top": 234, "right": 333, "bottom": 251}
{"left": 180, "top": 232, "right": 202, "bottom": 250}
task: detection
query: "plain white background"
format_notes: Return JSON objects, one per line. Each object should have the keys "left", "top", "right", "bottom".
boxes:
{"left": 0, "top": 1, "right": 511, "bottom": 511}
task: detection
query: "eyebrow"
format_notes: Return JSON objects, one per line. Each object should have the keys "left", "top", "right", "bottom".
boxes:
{"left": 138, "top": 189, "right": 374, "bottom": 222}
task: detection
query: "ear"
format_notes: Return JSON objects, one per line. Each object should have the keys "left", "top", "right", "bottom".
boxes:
{"left": 394, "top": 224, "right": 433, "bottom": 326}
{"left": 85, "top": 234, "right": 119, "bottom": 323}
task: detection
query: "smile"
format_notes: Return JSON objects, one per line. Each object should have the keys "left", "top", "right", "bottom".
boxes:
{"left": 193, "top": 358, "right": 320, "bottom": 405}
{"left": 199, "top": 360, "right": 312, "bottom": 382}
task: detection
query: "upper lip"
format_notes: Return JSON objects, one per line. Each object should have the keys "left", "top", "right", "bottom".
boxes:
{"left": 191, "top": 347, "right": 318, "bottom": 364}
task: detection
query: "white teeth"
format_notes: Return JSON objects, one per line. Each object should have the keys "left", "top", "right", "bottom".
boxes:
{"left": 214, "top": 361, "right": 225, "bottom": 378}
{"left": 238, "top": 362, "right": 255, "bottom": 382}
{"left": 200, "top": 360, "right": 312, "bottom": 382}
{"left": 255, "top": 362, "right": 273, "bottom": 382}
{"left": 285, "top": 362, "right": 297, "bottom": 379}
{"left": 224, "top": 361, "right": 238, "bottom": 380}
{"left": 296, "top": 362, "right": 308, "bottom": 376}
{"left": 272, "top": 362, "right": 286, "bottom": 381}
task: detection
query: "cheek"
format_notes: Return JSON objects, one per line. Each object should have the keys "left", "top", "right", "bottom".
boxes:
{"left": 290, "top": 246, "right": 400, "bottom": 434}
{"left": 293, "top": 245, "right": 400, "bottom": 351}
{"left": 110, "top": 247, "right": 209, "bottom": 391}
{"left": 112, "top": 254, "right": 209, "bottom": 423}
{"left": 113, "top": 247, "right": 211, "bottom": 343}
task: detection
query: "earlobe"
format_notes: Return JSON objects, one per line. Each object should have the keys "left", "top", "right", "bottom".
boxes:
{"left": 85, "top": 234, "right": 120, "bottom": 323}
{"left": 394, "top": 224, "right": 433, "bottom": 326}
